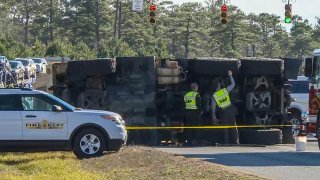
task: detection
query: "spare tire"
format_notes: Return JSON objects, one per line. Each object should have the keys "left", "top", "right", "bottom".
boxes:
{"left": 240, "top": 58, "right": 283, "bottom": 76}
{"left": 191, "top": 58, "right": 240, "bottom": 75}
{"left": 239, "top": 128, "right": 282, "bottom": 145}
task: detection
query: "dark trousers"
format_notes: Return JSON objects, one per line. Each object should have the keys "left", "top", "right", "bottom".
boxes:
{"left": 184, "top": 109, "right": 201, "bottom": 144}
{"left": 219, "top": 105, "right": 239, "bottom": 144}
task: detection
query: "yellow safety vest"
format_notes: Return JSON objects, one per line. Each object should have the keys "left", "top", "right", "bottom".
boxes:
{"left": 184, "top": 91, "right": 199, "bottom": 110}
{"left": 213, "top": 88, "right": 231, "bottom": 109}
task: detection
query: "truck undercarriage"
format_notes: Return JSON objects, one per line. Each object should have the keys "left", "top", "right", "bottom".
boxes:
{"left": 34, "top": 57, "right": 302, "bottom": 145}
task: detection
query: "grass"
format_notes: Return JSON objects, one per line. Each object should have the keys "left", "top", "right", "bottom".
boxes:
{"left": 0, "top": 146, "right": 266, "bottom": 180}
{"left": 0, "top": 152, "right": 103, "bottom": 180}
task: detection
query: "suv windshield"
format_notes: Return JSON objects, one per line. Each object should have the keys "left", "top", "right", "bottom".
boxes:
{"left": 0, "top": 57, "right": 5, "bottom": 63}
{"left": 289, "top": 80, "right": 309, "bottom": 93}
{"left": 16, "top": 59, "right": 29, "bottom": 66}
{"left": 32, "top": 59, "right": 42, "bottom": 63}
{"left": 45, "top": 92, "right": 75, "bottom": 110}
{"left": 10, "top": 62, "right": 18, "bottom": 69}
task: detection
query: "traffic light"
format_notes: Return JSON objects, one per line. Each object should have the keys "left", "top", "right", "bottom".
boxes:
{"left": 149, "top": 4, "right": 156, "bottom": 24}
{"left": 284, "top": 4, "right": 292, "bottom": 23}
{"left": 221, "top": 4, "right": 228, "bottom": 24}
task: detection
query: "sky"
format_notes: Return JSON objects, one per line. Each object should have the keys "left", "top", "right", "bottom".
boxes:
{"left": 173, "top": 0, "right": 319, "bottom": 27}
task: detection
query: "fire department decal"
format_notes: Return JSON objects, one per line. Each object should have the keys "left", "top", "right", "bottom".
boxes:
{"left": 26, "top": 120, "right": 64, "bottom": 129}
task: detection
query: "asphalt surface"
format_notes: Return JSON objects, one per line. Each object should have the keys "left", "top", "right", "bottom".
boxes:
{"left": 156, "top": 139, "right": 320, "bottom": 180}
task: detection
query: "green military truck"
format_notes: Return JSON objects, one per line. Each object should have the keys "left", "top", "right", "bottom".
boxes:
{"left": 34, "top": 57, "right": 301, "bottom": 145}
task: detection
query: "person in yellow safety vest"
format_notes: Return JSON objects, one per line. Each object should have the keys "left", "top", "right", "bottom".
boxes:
{"left": 212, "top": 70, "right": 239, "bottom": 144}
{"left": 183, "top": 82, "right": 202, "bottom": 146}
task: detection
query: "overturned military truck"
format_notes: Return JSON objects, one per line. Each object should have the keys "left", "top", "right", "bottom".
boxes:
{"left": 34, "top": 57, "right": 301, "bottom": 145}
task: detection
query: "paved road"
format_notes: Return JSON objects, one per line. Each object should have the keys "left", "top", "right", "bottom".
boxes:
{"left": 157, "top": 140, "right": 320, "bottom": 180}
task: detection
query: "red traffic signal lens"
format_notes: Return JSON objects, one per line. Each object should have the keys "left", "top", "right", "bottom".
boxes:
{"left": 221, "top": 4, "right": 228, "bottom": 12}
{"left": 150, "top": 4, "right": 156, "bottom": 11}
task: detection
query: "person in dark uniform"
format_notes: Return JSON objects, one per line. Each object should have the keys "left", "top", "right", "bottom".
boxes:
{"left": 212, "top": 70, "right": 239, "bottom": 144}
{"left": 184, "top": 82, "right": 202, "bottom": 146}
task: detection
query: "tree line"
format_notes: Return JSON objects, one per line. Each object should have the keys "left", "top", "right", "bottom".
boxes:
{"left": 0, "top": 0, "right": 319, "bottom": 60}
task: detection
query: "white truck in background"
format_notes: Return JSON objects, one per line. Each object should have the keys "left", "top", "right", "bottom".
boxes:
{"left": 288, "top": 76, "right": 309, "bottom": 136}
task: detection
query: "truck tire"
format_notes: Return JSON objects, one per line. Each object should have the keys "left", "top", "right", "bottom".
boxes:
{"left": 191, "top": 58, "right": 239, "bottom": 75}
{"left": 67, "top": 59, "right": 116, "bottom": 81}
{"left": 240, "top": 58, "right": 284, "bottom": 76}
{"left": 73, "top": 128, "right": 106, "bottom": 159}
{"left": 239, "top": 128, "right": 282, "bottom": 145}
{"left": 282, "top": 121, "right": 295, "bottom": 144}
{"left": 283, "top": 58, "right": 302, "bottom": 79}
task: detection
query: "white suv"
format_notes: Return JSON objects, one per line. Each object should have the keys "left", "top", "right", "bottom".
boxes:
{"left": 288, "top": 76, "right": 309, "bottom": 135}
{"left": 0, "top": 88, "right": 127, "bottom": 158}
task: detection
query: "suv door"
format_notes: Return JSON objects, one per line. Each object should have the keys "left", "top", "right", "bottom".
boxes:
{"left": 20, "top": 94, "right": 68, "bottom": 140}
{"left": 0, "top": 94, "right": 22, "bottom": 140}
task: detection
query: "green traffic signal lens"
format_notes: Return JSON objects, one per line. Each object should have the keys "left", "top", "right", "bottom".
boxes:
{"left": 284, "top": 17, "right": 291, "bottom": 23}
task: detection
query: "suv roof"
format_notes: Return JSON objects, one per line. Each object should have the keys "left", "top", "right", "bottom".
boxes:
{"left": 289, "top": 76, "right": 308, "bottom": 81}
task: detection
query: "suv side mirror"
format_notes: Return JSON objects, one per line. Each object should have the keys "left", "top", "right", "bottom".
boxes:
{"left": 305, "top": 57, "right": 313, "bottom": 77}
{"left": 52, "top": 105, "right": 63, "bottom": 112}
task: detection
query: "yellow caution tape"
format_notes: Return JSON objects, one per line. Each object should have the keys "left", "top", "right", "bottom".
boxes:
{"left": 126, "top": 124, "right": 293, "bottom": 130}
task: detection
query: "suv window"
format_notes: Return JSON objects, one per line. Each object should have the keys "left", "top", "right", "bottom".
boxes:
{"left": 21, "top": 94, "right": 64, "bottom": 111}
{"left": 289, "top": 81, "right": 309, "bottom": 94}
{"left": 0, "top": 95, "right": 20, "bottom": 111}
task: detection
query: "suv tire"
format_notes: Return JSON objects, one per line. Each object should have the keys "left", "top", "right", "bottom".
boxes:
{"left": 73, "top": 128, "right": 106, "bottom": 158}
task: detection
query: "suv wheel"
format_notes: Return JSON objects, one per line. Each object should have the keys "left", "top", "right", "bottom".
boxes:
{"left": 73, "top": 129, "right": 106, "bottom": 158}
{"left": 290, "top": 114, "right": 302, "bottom": 137}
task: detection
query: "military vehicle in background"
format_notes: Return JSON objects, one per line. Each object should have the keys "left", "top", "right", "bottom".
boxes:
{"left": 34, "top": 57, "right": 301, "bottom": 145}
